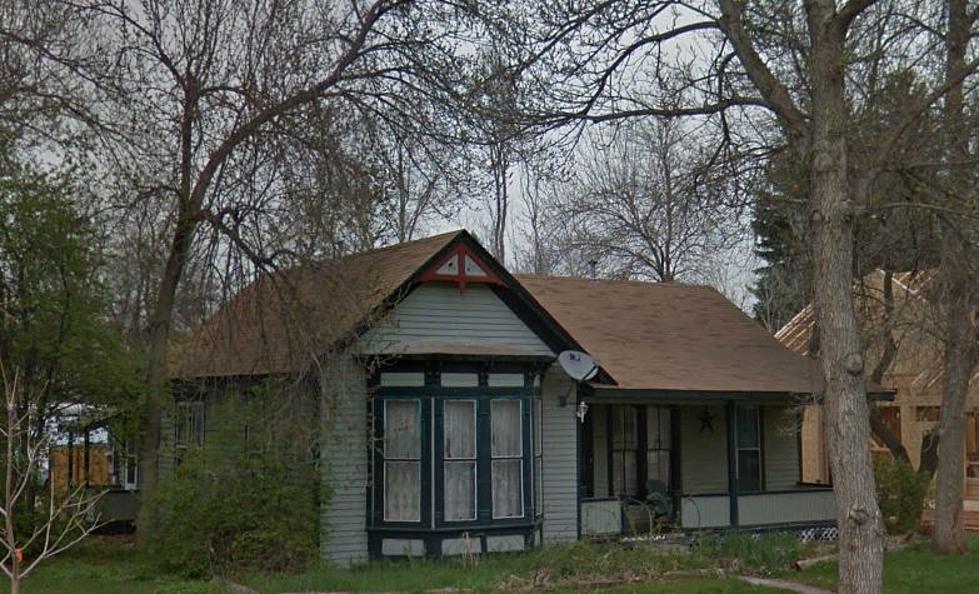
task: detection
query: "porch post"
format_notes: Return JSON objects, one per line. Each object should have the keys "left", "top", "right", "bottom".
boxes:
{"left": 726, "top": 400, "right": 739, "bottom": 528}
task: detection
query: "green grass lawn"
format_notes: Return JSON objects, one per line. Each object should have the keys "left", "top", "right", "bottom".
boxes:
{"left": 15, "top": 533, "right": 979, "bottom": 594}
{"left": 790, "top": 535, "right": 979, "bottom": 593}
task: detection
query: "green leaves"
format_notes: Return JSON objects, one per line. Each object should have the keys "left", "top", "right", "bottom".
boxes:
{"left": 0, "top": 170, "right": 145, "bottom": 415}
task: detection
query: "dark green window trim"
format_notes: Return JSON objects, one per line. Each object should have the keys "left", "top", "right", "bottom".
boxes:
{"left": 371, "top": 395, "right": 433, "bottom": 529}
{"left": 369, "top": 368, "right": 541, "bottom": 533}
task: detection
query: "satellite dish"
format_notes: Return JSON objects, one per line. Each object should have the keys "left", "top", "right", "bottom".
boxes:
{"left": 558, "top": 350, "right": 599, "bottom": 382}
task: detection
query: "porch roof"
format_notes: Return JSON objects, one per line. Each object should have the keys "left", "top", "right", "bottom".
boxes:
{"left": 517, "top": 275, "right": 822, "bottom": 395}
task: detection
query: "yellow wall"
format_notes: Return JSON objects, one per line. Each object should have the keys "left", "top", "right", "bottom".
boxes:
{"left": 49, "top": 445, "right": 112, "bottom": 495}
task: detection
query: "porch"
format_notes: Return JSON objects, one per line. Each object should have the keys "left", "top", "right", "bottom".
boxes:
{"left": 578, "top": 399, "right": 836, "bottom": 537}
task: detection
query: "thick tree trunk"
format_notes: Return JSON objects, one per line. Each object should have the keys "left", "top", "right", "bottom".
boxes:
{"left": 808, "top": 13, "right": 884, "bottom": 594}
{"left": 933, "top": 0, "right": 978, "bottom": 555}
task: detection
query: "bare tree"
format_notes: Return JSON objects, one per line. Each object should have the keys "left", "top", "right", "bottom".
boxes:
{"left": 78, "top": 0, "right": 478, "bottom": 544}
{"left": 0, "top": 0, "right": 98, "bottom": 166}
{"left": 482, "top": 1, "right": 979, "bottom": 589}
{"left": 555, "top": 119, "right": 751, "bottom": 283}
{"left": 0, "top": 368, "right": 105, "bottom": 594}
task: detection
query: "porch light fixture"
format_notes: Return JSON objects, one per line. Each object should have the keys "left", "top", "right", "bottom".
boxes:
{"left": 576, "top": 401, "right": 589, "bottom": 423}
{"left": 698, "top": 407, "right": 714, "bottom": 433}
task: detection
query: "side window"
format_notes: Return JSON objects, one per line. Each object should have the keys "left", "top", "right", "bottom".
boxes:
{"left": 491, "top": 399, "right": 523, "bottom": 519}
{"left": 611, "top": 406, "right": 639, "bottom": 497}
{"left": 383, "top": 399, "right": 422, "bottom": 522}
{"left": 646, "top": 406, "right": 671, "bottom": 488}
{"left": 174, "top": 400, "right": 205, "bottom": 464}
{"left": 736, "top": 406, "right": 763, "bottom": 492}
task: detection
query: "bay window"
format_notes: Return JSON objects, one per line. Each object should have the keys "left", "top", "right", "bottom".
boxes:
{"left": 372, "top": 372, "right": 538, "bottom": 536}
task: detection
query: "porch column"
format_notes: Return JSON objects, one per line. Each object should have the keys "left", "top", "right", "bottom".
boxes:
{"left": 726, "top": 400, "right": 739, "bottom": 527}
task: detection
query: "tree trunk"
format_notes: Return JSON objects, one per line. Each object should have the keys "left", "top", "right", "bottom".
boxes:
{"left": 932, "top": 227, "right": 977, "bottom": 553}
{"left": 932, "top": 0, "right": 978, "bottom": 555}
{"left": 134, "top": 213, "right": 198, "bottom": 547}
{"left": 808, "top": 13, "right": 884, "bottom": 594}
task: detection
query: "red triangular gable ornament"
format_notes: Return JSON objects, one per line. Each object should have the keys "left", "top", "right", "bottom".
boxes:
{"left": 417, "top": 243, "right": 503, "bottom": 290}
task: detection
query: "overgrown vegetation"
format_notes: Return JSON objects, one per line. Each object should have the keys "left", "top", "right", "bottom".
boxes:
{"left": 874, "top": 456, "right": 931, "bottom": 534}
{"left": 150, "top": 380, "right": 319, "bottom": 578}
{"left": 236, "top": 533, "right": 814, "bottom": 592}
{"left": 692, "top": 532, "right": 807, "bottom": 577}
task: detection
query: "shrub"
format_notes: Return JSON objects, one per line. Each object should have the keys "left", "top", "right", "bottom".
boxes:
{"left": 875, "top": 455, "right": 930, "bottom": 534}
{"left": 150, "top": 383, "right": 319, "bottom": 577}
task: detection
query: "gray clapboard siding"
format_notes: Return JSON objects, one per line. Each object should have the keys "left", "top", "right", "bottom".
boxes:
{"left": 319, "top": 356, "right": 370, "bottom": 566}
{"left": 360, "top": 284, "right": 553, "bottom": 356}
{"left": 763, "top": 405, "right": 801, "bottom": 490}
{"left": 680, "top": 405, "right": 729, "bottom": 494}
{"left": 680, "top": 495, "right": 731, "bottom": 529}
{"left": 540, "top": 370, "right": 578, "bottom": 543}
{"left": 738, "top": 490, "right": 836, "bottom": 525}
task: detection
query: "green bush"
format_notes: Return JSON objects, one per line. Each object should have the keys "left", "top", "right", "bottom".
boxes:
{"left": 875, "top": 455, "right": 930, "bottom": 534}
{"left": 150, "top": 385, "right": 319, "bottom": 578}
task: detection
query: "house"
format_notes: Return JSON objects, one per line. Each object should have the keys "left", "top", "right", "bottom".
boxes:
{"left": 47, "top": 404, "right": 141, "bottom": 530}
{"left": 777, "top": 269, "right": 979, "bottom": 497}
{"left": 170, "top": 229, "right": 835, "bottom": 565}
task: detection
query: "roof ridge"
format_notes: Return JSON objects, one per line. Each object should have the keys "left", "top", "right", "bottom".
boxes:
{"left": 342, "top": 229, "right": 464, "bottom": 260}
{"left": 515, "top": 273, "right": 715, "bottom": 290}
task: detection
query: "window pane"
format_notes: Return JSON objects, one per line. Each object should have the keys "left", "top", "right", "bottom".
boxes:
{"left": 492, "top": 459, "right": 523, "bottom": 518}
{"left": 737, "top": 450, "right": 762, "bottom": 492}
{"left": 613, "top": 408, "right": 638, "bottom": 448}
{"left": 385, "top": 400, "right": 420, "bottom": 458}
{"left": 444, "top": 401, "right": 476, "bottom": 459}
{"left": 385, "top": 461, "right": 420, "bottom": 521}
{"left": 444, "top": 461, "right": 476, "bottom": 520}
{"left": 613, "top": 451, "right": 638, "bottom": 496}
{"left": 647, "top": 450, "right": 670, "bottom": 485}
{"left": 492, "top": 400, "right": 522, "bottom": 457}
{"left": 737, "top": 407, "right": 759, "bottom": 448}
{"left": 647, "top": 406, "right": 671, "bottom": 450}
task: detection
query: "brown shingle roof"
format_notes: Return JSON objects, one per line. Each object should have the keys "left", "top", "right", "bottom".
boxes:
{"left": 516, "top": 275, "right": 821, "bottom": 394}
{"left": 170, "top": 231, "right": 462, "bottom": 378}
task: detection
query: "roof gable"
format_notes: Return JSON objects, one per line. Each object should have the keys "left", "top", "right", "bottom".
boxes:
{"left": 170, "top": 231, "right": 462, "bottom": 378}
{"left": 358, "top": 283, "right": 554, "bottom": 358}
{"left": 170, "top": 230, "right": 581, "bottom": 378}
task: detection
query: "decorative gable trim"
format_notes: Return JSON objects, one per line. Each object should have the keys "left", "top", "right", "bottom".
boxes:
{"left": 417, "top": 243, "right": 503, "bottom": 289}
